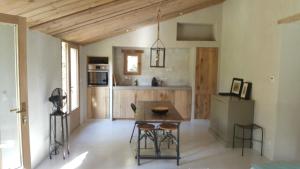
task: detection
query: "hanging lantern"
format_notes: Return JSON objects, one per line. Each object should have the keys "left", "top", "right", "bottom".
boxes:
{"left": 150, "top": 8, "right": 165, "bottom": 68}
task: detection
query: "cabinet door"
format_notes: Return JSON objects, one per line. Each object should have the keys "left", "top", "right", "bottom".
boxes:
{"left": 174, "top": 90, "right": 191, "bottom": 120}
{"left": 93, "top": 87, "right": 109, "bottom": 118}
{"left": 113, "top": 90, "right": 121, "bottom": 118}
{"left": 87, "top": 87, "right": 93, "bottom": 118}
{"left": 153, "top": 90, "right": 175, "bottom": 103}
{"left": 119, "top": 90, "right": 136, "bottom": 119}
{"left": 136, "top": 90, "right": 153, "bottom": 102}
{"left": 88, "top": 87, "right": 109, "bottom": 119}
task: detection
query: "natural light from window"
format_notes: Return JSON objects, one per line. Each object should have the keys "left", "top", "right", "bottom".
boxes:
{"left": 60, "top": 152, "right": 88, "bottom": 169}
{"left": 127, "top": 55, "right": 138, "bottom": 72}
{"left": 70, "top": 48, "right": 79, "bottom": 111}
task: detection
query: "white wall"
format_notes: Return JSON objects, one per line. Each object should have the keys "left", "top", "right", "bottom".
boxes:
{"left": 80, "top": 4, "right": 223, "bottom": 122}
{"left": 113, "top": 47, "right": 190, "bottom": 86}
{"left": 273, "top": 22, "right": 300, "bottom": 161}
{"left": 220, "top": 0, "right": 300, "bottom": 160}
{"left": 27, "top": 30, "right": 61, "bottom": 168}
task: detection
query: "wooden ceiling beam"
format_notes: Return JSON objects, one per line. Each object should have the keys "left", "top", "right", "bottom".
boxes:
{"left": 278, "top": 13, "right": 300, "bottom": 24}
{"left": 57, "top": 0, "right": 224, "bottom": 44}
{"left": 30, "top": 0, "right": 166, "bottom": 35}
{"left": 0, "top": 0, "right": 225, "bottom": 44}
{"left": 81, "top": 0, "right": 224, "bottom": 44}
{"left": 26, "top": 0, "right": 117, "bottom": 27}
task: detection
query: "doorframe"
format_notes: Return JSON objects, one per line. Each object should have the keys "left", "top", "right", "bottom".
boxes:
{"left": 63, "top": 42, "right": 80, "bottom": 132}
{"left": 0, "top": 13, "right": 31, "bottom": 169}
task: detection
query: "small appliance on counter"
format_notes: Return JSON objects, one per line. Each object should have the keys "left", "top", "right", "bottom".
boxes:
{"left": 151, "top": 77, "right": 159, "bottom": 87}
{"left": 151, "top": 77, "right": 164, "bottom": 87}
{"left": 87, "top": 56, "right": 109, "bottom": 86}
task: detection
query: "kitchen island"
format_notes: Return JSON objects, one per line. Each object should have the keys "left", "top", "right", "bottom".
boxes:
{"left": 113, "top": 86, "right": 192, "bottom": 120}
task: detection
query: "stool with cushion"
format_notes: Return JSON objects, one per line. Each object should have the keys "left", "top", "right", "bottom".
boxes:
{"left": 159, "top": 123, "right": 178, "bottom": 149}
{"left": 130, "top": 103, "right": 154, "bottom": 149}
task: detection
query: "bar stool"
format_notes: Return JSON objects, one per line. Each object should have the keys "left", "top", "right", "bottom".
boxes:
{"left": 130, "top": 103, "right": 152, "bottom": 148}
{"left": 137, "top": 123, "right": 155, "bottom": 165}
{"left": 233, "top": 123, "right": 263, "bottom": 156}
{"left": 159, "top": 123, "right": 178, "bottom": 149}
{"left": 49, "top": 111, "right": 70, "bottom": 159}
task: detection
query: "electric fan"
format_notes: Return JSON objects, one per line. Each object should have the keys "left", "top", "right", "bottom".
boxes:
{"left": 48, "top": 88, "right": 67, "bottom": 115}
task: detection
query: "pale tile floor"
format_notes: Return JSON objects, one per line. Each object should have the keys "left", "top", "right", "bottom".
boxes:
{"left": 36, "top": 120, "right": 269, "bottom": 169}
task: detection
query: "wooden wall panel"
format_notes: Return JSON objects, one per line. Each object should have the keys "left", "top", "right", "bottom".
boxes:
{"left": 195, "top": 47, "right": 218, "bottom": 119}
{"left": 113, "top": 89, "right": 191, "bottom": 120}
{"left": 174, "top": 90, "right": 191, "bottom": 120}
{"left": 113, "top": 90, "right": 121, "bottom": 119}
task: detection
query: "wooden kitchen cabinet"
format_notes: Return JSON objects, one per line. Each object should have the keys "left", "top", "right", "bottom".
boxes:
{"left": 113, "top": 90, "right": 136, "bottom": 119}
{"left": 136, "top": 90, "right": 153, "bottom": 101}
{"left": 153, "top": 90, "right": 175, "bottom": 103}
{"left": 87, "top": 87, "right": 109, "bottom": 119}
{"left": 113, "top": 87, "right": 192, "bottom": 120}
{"left": 174, "top": 90, "right": 192, "bottom": 120}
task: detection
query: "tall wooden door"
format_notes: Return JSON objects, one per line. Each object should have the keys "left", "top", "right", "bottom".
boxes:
{"left": 0, "top": 13, "right": 31, "bottom": 169}
{"left": 195, "top": 48, "right": 218, "bottom": 119}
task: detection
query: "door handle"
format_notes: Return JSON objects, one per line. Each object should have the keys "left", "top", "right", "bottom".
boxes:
{"left": 10, "top": 102, "right": 26, "bottom": 114}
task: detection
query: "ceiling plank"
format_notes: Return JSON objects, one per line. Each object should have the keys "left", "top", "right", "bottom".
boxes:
{"left": 278, "top": 13, "right": 300, "bottom": 24}
{"left": 0, "top": 0, "right": 118, "bottom": 26}
{"left": 31, "top": 0, "right": 166, "bottom": 35}
{"left": 26, "top": 0, "right": 117, "bottom": 27}
{"left": 0, "top": 0, "right": 225, "bottom": 44}
{"left": 81, "top": 0, "right": 223, "bottom": 44}
{"left": 56, "top": 0, "right": 224, "bottom": 44}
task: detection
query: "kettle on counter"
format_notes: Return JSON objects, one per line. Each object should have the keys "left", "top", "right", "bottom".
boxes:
{"left": 151, "top": 77, "right": 159, "bottom": 87}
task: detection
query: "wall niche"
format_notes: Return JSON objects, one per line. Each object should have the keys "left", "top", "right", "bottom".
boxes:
{"left": 177, "top": 23, "right": 215, "bottom": 41}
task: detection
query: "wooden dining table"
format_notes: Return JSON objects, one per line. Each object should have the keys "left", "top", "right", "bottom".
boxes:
{"left": 135, "top": 101, "right": 183, "bottom": 165}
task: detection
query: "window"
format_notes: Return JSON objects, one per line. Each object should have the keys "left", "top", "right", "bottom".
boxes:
{"left": 61, "top": 42, "right": 80, "bottom": 113}
{"left": 123, "top": 50, "right": 143, "bottom": 75}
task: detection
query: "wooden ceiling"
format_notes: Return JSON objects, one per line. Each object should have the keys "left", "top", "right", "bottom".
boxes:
{"left": 0, "top": 0, "right": 224, "bottom": 45}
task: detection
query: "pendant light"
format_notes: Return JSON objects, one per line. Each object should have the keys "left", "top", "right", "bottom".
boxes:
{"left": 150, "top": 8, "right": 165, "bottom": 68}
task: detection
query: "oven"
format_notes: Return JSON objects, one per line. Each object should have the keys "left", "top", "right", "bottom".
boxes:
{"left": 88, "top": 64, "right": 109, "bottom": 86}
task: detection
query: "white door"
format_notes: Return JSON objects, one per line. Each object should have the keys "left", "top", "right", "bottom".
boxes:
{"left": 0, "top": 14, "right": 31, "bottom": 169}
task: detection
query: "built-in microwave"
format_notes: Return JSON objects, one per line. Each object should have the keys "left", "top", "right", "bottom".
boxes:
{"left": 88, "top": 64, "right": 108, "bottom": 86}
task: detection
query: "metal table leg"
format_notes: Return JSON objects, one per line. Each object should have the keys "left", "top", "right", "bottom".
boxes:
{"left": 153, "top": 129, "right": 160, "bottom": 157}
{"left": 232, "top": 124, "right": 236, "bottom": 149}
{"left": 54, "top": 116, "right": 57, "bottom": 155}
{"left": 137, "top": 127, "right": 141, "bottom": 165}
{"left": 49, "top": 115, "right": 52, "bottom": 159}
{"left": 61, "top": 116, "right": 65, "bottom": 159}
{"left": 65, "top": 114, "right": 70, "bottom": 155}
{"left": 261, "top": 128, "right": 264, "bottom": 156}
{"left": 176, "top": 123, "right": 180, "bottom": 166}
{"left": 242, "top": 128, "right": 245, "bottom": 156}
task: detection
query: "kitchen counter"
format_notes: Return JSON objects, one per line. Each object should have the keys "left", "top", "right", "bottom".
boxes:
{"left": 113, "top": 85, "right": 191, "bottom": 90}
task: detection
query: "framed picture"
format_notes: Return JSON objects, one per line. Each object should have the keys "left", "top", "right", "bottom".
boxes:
{"left": 230, "top": 78, "right": 243, "bottom": 96}
{"left": 240, "top": 82, "right": 252, "bottom": 99}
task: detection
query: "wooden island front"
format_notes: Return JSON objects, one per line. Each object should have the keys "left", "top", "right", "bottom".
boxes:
{"left": 113, "top": 86, "right": 192, "bottom": 120}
